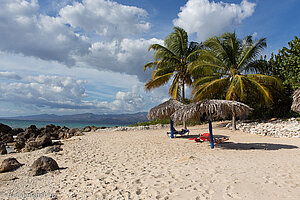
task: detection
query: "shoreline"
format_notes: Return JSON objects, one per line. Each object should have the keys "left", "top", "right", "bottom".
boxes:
{"left": 0, "top": 119, "right": 123, "bottom": 129}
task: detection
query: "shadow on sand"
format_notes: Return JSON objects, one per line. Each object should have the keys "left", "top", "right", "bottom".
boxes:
{"left": 169, "top": 133, "right": 299, "bottom": 150}
{"left": 175, "top": 134, "right": 229, "bottom": 139}
{"left": 216, "top": 142, "right": 298, "bottom": 150}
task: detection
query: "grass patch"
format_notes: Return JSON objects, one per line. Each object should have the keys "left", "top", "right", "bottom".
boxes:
{"left": 130, "top": 119, "right": 206, "bottom": 127}
{"left": 129, "top": 119, "right": 170, "bottom": 127}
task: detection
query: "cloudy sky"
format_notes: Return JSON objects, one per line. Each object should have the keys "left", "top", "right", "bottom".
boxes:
{"left": 0, "top": 0, "right": 299, "bottom": 117}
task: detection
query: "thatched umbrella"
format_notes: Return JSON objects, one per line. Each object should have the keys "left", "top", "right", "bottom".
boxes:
{"left": 171, "top": 99, "right": 253, "bottom": 122}
{"left": 171, "top": 99, "right": 253, "bottom": 148}
{"left": 291, "top": 88, "right": 300, "bottom": 113}
{"left": 147, "top": 99, "right": 185, "bottom": 138}
{"left": 147, "top": 99, "right": 185, "bottom": 120}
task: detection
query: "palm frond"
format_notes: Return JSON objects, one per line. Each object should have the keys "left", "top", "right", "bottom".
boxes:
{"left": 152, "top": 65, "right": 175, "bottom": 77}
{"left": 165, "top": 27, "right": 188, "bottom": 58}
{"left": 245, "top": 77, "right": 273, "bottom": 104}
{"left": 143, "top": 61, "right": 159, "bottom": 71}
{"left": 225, "top": 75, "right": 246, "bottom": 100}
{"left": 193, "top": 78, "right": 230, "bottom": 101}
{"left": 238, "top": 38, "right": 267, "bottom": 70}
{"left": 222, "top": 32, "right": 240, "bottom": 67}
{"left": 145, "top": 73, "right": 173, "bottom": 91}
{"left": 169, "top": 74, "right": 181, "bottom": 99}
{"left": 148, "top": 44, "right": 175, "bottom": 61}
{"left": 246, "top": 74, "right": 283, "bottom": 91}
{"left": 193, "top": 76, "right": 221, "bottom": 87}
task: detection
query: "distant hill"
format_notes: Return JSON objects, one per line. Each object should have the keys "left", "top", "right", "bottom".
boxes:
{"left": 2, "top": 112, "right": 148, "bottom": 125}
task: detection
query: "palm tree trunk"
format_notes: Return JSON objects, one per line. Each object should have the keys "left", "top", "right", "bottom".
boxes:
{"left": 182, "top": 78, "right": 187, "bottom": 129}
{"left": 182, "top": 78, "right": 185, "bottom": 103}
{"left": 232, "top": 95, "right": 237, "bottom": 131}
{"left": 232, "top": 114, "right": 236, "bottom": 130}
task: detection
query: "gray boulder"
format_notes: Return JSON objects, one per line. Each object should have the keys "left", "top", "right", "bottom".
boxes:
{"left": 0, "top": 143, "right": 7, "bottom": 154}
{"left": 13, "top": 138, "right": 26, "bottom": 152}
{"left": 23, "top": 141, "right": 40, "bottom": 152}
{"left": 69, "top": 128, "right": 79, "bottom": 135}
{"left": 82, "top": 126, "right": 91, "bottom": 132}
{"left": 0, "top": 158, "right": 22, "bottom": 173}
{"left": 0, "top": 123, "right": 12, "bottom": 133}
{"left": 35, "top": 134, "right": 52, "bottom": 147}
{"left": 0, "top": 123, "right": 13, "bottom": 143}
{"left": 11, "top": 128, "right": 24, "bottom": 136}
{"left": 91, "top": 126, "right": 98, "bottom": 132}
{"left": 74, "top": 131, "right": 84, "bottom": 136}
{"left": 30, "top": 156, "right": 59, "bottom": 176}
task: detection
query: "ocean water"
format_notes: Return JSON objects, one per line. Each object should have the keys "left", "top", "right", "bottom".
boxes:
{"left": 0, "top": 119, "right": 121, "bottom": 129}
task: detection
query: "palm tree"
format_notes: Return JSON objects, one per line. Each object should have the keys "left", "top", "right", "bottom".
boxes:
{"left": 143, "top": 27, "right": 201, "bottom": 102}
{"left": 191, "top": 32, "right": 283, "bottom": 130}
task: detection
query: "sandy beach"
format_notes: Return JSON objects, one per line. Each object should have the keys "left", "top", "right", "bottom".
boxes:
{"left": 1, "top": 122, "right": 300, "bottom": 200}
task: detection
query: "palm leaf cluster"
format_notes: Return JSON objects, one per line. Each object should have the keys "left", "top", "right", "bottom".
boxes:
{"left": 191, "top": 32, "right": 283, "bottom": 104}
{"left": 143, "top": 27, "right": 201, "bottom": 101}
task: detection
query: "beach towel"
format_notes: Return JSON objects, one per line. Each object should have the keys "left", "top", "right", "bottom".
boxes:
{"left": 189, "top": 133, "right": 210, "bottom": 143}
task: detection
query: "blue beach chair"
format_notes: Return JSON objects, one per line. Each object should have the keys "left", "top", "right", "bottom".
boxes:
{"left": 167, "top": 127, "right": 190, "bottom": 137}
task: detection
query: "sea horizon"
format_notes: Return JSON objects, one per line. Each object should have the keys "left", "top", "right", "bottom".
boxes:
{"left": 0, "top": 119, "right": 123, "bottom": 129}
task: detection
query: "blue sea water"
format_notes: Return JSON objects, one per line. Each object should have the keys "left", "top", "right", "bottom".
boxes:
{"left": 0, "top": 119, "right": 121, "bottom": 129}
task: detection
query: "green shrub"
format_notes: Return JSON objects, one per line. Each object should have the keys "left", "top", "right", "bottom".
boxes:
{"left": 129, "top": 119, "right": 170, "bottom": 127}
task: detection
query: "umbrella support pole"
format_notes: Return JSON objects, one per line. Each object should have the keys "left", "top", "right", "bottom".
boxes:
{"left": 208, "top": 119, "right": 214, "bottom": 149}
{"left": 170, "top": 119, "right": 174, "bottom": 138}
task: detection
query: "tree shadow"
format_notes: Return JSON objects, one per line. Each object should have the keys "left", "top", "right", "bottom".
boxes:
{"left": 216, "top": 142, "right": 298, "bottom": 150}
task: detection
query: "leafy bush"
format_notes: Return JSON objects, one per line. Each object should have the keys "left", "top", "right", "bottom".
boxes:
{"left": 129, "top": 119, "right": 170, "bottom": 127}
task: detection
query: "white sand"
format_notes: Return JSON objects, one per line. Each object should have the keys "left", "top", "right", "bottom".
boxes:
{"left": 1, "top": 122, "right": 300, "bottom": 200}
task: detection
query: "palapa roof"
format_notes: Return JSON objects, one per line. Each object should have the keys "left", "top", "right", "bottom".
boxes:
{"left": 147, "top": 99, "right": 185, "bottom": 120}
{"left": 291, "top": 88, "right": 300, "bottom": 113}
{"left": 171, "top": 99, "right": 253, "bottom": 122}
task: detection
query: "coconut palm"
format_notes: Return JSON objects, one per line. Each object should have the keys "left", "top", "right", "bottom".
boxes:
{"left": 143, "top": 27, "right": 202, "bottom": 102}
{"left": 191, "top": 32, "right": 283, "bottom": 129}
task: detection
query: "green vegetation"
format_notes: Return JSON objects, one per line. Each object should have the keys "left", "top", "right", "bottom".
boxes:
{"left": 191, "top": 32, "right": 282, "bottom": 104}
{"left": 130, "top": 119, "right": 205, "bottom": 127}
{"left": 252, "top": 37, "right": 300, "bottom": 118}
{"left": 129, "top": 119, "right": 170, "bottom": 127}
{"left": 269, "top": 36, "right": 300, "bottom": 91}
{"left": 190, "top": 32, "right": 283, "bottom": 127}
{"left": 143, "top": 27, "right": 299, "bottom": 122}
{"left": 143, "top": 27, "right": 201, "bottom": 102}
{"left": 177, "top": 120, "right": 205, "bottom": 126}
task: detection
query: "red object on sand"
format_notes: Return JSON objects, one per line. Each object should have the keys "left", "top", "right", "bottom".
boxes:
{"left": 193, "top": 133, "right": 211, "bottom": 143}
{"left": 200, "top": 133, "right": 210, "bottom": 141}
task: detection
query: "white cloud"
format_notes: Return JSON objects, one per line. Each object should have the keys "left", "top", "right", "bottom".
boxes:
{"left": 173, "top": 0, "right": 256, "bottom": 41}
{"left": 59, "top": 0, "right": 150, "bottom": 39}
{"left": 0, "top": 0, "right": 178, "bottom": 115}
{"left": 0, "top": 72, "right": 22, "bottom": 80}
{"left": 0, "top": 0, "right": 90, "bottom": 65}
{"left": 75, "top": 38, "right": 164, "bottom": 82}
{"left": 110, "top": 86, "right": 145, "bottom": 112}
{"left": 0, "top": 72, "right": 170, "bottom": 114}
{"left": 0, "top": 75, "right": 90, "bottom": 109}
{"left": 0, "top": 0, "right": 158, "bottom": 82}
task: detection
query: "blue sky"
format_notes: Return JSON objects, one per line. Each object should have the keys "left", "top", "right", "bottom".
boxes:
{"left": 0, "top": 0, "right": 299, "bottom": 117}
